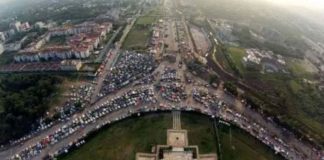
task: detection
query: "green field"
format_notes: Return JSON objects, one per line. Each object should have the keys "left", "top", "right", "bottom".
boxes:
{"left": 60, "top": 112, "right": 283, "bottom": 160}
{"left": 226, "top": 47, "right": 246, "bottom": 75}
{"left": 256, "top": 73, "right": 324, "bottom": 144}
{"left": 45, "top": 36, "right": 67, "bottom": 46}
{"left": 287, "top": 59, "right": 316, "bottom": 78}
{"left": 217, "top": 46, "right": 248, "bottom": 77}
{"left": 136, "top": 16, "right": 157, "bottom": 26}
{"left": 0, "top": 51, "right": 15, "bottom": 65}
{"left": 122, "top": 16, "right": 157, "bottom": 50}
{"left": 212, "top": 47, "right": 233, "bottom": 73}
{"left": 217, "top": 46, "right": 324, "bottom": 145}
{"left": 122, "top": 29, "right": 151, "bottom": 50}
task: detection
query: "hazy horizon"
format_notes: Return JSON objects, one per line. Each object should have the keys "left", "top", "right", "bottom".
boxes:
{"left": 0, "top": 0, "right": 324, "bottom": 10}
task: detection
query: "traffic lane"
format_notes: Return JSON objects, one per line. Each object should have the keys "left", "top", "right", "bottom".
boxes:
{"left": 215, "top": 87, "right": 314, "bottom": 158}
{"left": 91, "top": 16, "right": 138, "bottom": 104}
{"left": 0, "top": 84, "right": 151, "bottom": 159}
{"left": 91, "top": 49, "right": 118, "bottom": 104}
{"left": 91, "top": 17, "right": 136, "bottom": 103}
{"left": 0, "top": 118, "right": 75, "bottom": 159}
{"left": 15, "top": 86, "right": 155, "bottom": 159}
{"left": 36, "top": 104, "right": 143, "bottom": 160}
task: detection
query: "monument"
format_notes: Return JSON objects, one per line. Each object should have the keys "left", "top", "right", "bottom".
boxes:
{"left": 136, "top": 111, "right": 217, "bottom": 160}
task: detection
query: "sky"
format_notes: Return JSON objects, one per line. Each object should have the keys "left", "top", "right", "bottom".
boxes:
{"left": 0, "top": 0, "right": 12, "bottom": 4}
{"left": 266, "top": 0, "right": 324, "bottom": 10}
{"left": 0, "top": 0, "right": 324, "bottom": 10}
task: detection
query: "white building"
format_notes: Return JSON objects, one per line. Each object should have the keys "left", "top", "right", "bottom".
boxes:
{"left": 0, "top": 32, "right": 6, "bottom": 42}
{"left": 5, "top": 42, "right": 21, "bottom": 52}
{"left": 243, "top": 49, "right": 261, "bottom": 65}
{"left": 20, "top": 22, "right": 31, "bottom": 31}
{"left": 0, "top": 43, "right": 4, "bottom": 54}
{"left": 320, "top": 65, "right": 324, "bottom": 72}
{"left": 10, "top": 21, "right": 22, "bottom": 32}
{"left": 60, "top": 60, "right": 82, "bottom": 71}
{"left": 35, "top": 22, "right": 46, "bottom": 29}
{"left": 14, "top": 22, "right": 112, "bottom": 62}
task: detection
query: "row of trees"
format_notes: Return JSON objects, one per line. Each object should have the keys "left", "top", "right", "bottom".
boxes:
{"left": 223, "top": 81, "right": 238, "bottom": 96}
{"left": 0, "top": 75, "right": 61, "bottom": 144}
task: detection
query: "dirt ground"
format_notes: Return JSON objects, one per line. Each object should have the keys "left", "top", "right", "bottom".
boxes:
{"left": 190, "top": 25, "right": 211, "bottom": 55}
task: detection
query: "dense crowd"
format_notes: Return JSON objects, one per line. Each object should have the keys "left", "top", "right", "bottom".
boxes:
{"left": 54, "top": 84, "right": 94, "bottom": 121}
{"left": 160, "top": 67, "right": 180, "bottom": 82}
{"left": 220, "top": 108, "right": 308, "bottom": 160}
{"left": 192, "top": 88, "right": 220, "bottom": 108}
{"left": 11, "top": 87, "right": 156, "bottom": 160}
{"left": 100, "top": 52, "right": 156, "bottom": 96}
{"left": 156, "top": 83, "right": 187, "bottom": 103}
{"left": 9, "top": 84, "right": 94, "bottom": 148}
{"left": 133, "top": 75, "right": 156, "bottom": 86}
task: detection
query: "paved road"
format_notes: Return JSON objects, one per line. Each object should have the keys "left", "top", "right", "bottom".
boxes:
{"left": 0, "top": 12, "right": 141, "bottom": 160}
{"left": 90, "top": 17, "right": 138, "bottom": 104}
{"left": 0, "top": 4, "right": 321, "bottom": 160}
{"left": 172, "top": 111, "right": 181, "bottom": 129}
{"left": 0, "top": 42, "right": 317, "bottom": 160}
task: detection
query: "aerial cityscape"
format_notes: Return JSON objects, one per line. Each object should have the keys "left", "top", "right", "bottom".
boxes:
{"left": 0, "top": 0, "right": 323, "bottom": 159}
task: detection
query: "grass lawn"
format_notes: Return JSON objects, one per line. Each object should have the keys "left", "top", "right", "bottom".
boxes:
{"left": 45, "top": 35, "right": 67, "bottom": 46}
{"left": 60, "top": 113, "right": 170, "bottom": 160}
{"left": 136, "top": 16, "right": 157, "bottom": 26}
{"left": 182, "top": 113, "right": 284, "bottom": 160}
{"left": 213, "top": 47, "right": 233, "bottom": 73}
{"left": 122, "top": 28, "right": 151, "bottom": 50}
{"left": 287, "top": 58, "right": 316, "bottom": 78}
{"left": 146, "top": 7, "right": 163, "bottom": 16}
{"left": 60, "top": 112, "right": 283, "bottom": 160}
{"left": 0, "top": 51, "right": 15, "bottom": 65}
{"left": 288, "top": 80, "right": 303, "bottom": 94}
{"left": 122, "top": 16, "right": 156, "bottom": 50}
{"left": 218, "top": 123, "right": 284, "bottom": 160}
{"left": 287, "top": 59, "right": 306, "bottom": 74}
{"left": 226, "top": 47, "right": 246, "bottom": 75}
{"left": 257, "top": 73, "right": 324, "bottom": 144}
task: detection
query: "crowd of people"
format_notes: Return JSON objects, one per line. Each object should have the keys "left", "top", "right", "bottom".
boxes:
{"left": 54, "top": 84, "right": 94, "bottom": 121}
{"left": 160, "top": 67, "right": 180, "bottom": 82}
{"left": 100, "top": 52, "right": 156, "bottom": 96}
{"left": 133, "top": 75, "right": 156, "bottom": 86}
{"left": 220, "top": 108, "right": 308, "bottom": 160}
{"left": 11, "top": 87, "right": 156, "bottom": 160}
{"left": 156, "top": 83, "right": 187, "bottom": 103}
{"left": 8, "top": 84, "right": 94, "bottom": 148}
{"left": 192, "top": 88, "right": 220, "bottom": 108}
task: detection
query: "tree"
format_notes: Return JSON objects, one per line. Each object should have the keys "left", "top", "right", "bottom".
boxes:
{"left": 0, "top": 74, "right": 61, "bottom": 144}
